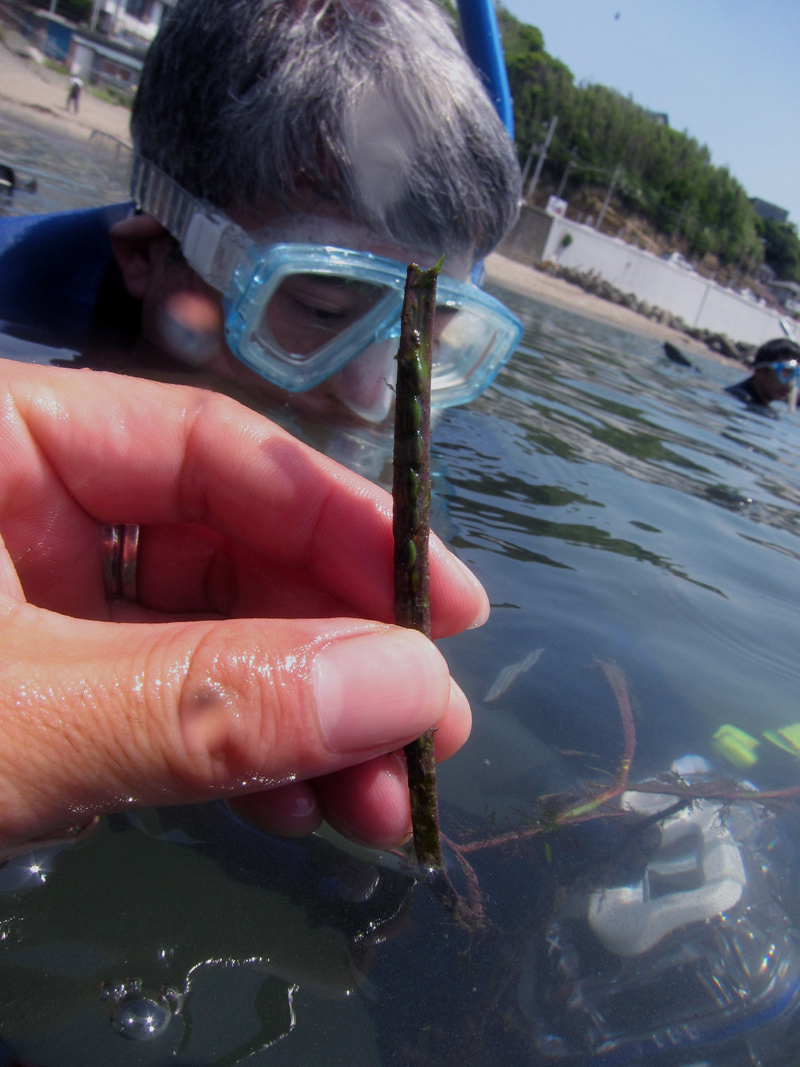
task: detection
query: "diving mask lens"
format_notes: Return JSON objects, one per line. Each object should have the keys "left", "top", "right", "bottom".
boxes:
{"left": 428, "top": 282, "right": 523, "bottom": 405}
{"left": 260, "top": 273, "right": 390, "bottom": 359}
{"left": 770, "top": 359, "right": 800, "bottom": 384}
{"left": 226, "top": 245, "right": 406, "bottom": 393}
{"left": 234, "top": 263, "right": 522, "bottom": 403}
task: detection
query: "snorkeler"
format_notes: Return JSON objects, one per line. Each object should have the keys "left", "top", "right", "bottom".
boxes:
{"left": 725, "top": 337, "right": 800, "bottom": 410}
{"left": 0, "top": 0, "right": 522, "bottom": 427}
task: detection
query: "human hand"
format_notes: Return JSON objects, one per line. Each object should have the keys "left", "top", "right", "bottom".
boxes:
{"left": 0, "top": 360, "right": 486, "bottom": 855}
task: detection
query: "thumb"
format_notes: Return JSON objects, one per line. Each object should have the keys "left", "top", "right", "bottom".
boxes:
{"left": 0, "top": 603, "right": 452, "bottom": 848}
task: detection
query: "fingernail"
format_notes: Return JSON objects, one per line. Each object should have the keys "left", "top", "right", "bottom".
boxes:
{"left": 312, "top": 629, "right": 448, "bottom": 753}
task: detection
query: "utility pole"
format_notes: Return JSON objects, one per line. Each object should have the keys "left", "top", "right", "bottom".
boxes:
{"left": 519, "top": 139, "right": 538, "bottom": 190}
{"left": 526, "top": 114, "right": 558, "bottom": 203}
{"left": 555, "top": 146, "right": 577, "bottom": 200}
{"left": 595, "top": 163, "right": 621, "bottom": 231}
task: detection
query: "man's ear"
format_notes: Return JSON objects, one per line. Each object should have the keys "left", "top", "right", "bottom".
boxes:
{"left": 109, "top": 214, "right": 172, "bottom": 299}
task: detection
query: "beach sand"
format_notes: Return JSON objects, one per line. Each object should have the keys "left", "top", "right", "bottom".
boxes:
{"left": 0, "top": 30, "right": 740, "bottom": 367}
{"left": 0, "top": 28, "right": 131, "bottom": 145}
{"left": 484, "top": 253, "right": 733, "bottom": 363}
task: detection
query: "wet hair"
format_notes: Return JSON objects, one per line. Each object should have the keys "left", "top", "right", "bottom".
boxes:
{"left": 753, "top": 338, "right": 800, "bottom": 365}
{"left": 130, "top": 0, "right": 520, "bottom": 260}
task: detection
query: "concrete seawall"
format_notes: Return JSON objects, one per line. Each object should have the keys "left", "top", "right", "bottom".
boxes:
{"left": 501, "top": 206, "right": 796, "bottom": 348}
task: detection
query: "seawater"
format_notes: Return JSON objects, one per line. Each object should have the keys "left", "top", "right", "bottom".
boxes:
{"left": 1, "top": 125, "right": 800, "bottom": 1066}
{"left": 0, "top": 113, "right": 129, "bottom": 216}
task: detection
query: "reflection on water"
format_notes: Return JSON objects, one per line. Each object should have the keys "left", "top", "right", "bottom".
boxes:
{"left": 448, "top": 286, "right": 800, "bottom": 743}
{"left": 3, "top": 125, "right": 800, "bottom": 1065}
{"left": 0, "top": 114, "right": 129, "bottom": 216}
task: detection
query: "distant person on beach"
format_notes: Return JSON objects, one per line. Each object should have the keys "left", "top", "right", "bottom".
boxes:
{"left": 66, "top": 74, "right": 82, "bottom": 113}
{"left": 725, "top": 337, "right": 800, "bottom": 411}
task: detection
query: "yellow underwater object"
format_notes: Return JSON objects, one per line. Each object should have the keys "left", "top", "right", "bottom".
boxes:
{"left": 762, "top": 723, "right": 800, "bottom": 756}
{"left": 713, "top": 722, "right": 800, "bottom": 769}
{"left": 712, "top": 724, "right": 760, "bottom": 768}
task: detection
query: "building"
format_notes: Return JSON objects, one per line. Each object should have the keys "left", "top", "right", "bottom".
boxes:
{"left": 90, "top": 0, "right": 175, "bottom": 46}
{"left": 0, "top": 2, "right": 74, "bottom": 62}
{"left": 766, "top": 279, "right": 800, "bottom": 315}
{"left": 69, "top": 32, "right": 144, "bottom": 97}
{"left": 750, "top": 198, "right": 789, "bottom": 225}
{"left": 0, "top": 0, "right": 171, "bottom": 94}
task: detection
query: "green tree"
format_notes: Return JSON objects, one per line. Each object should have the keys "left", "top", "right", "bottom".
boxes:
{"left": 497, "top": 4, "right": 764, "bottom": 270}
{"left": 762, "top": 219, "right": 800, "bottom": 283}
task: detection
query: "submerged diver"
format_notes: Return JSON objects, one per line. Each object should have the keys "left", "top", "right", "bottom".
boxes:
{"left": 725, "top": 337, "right": 800, "bottom": 411}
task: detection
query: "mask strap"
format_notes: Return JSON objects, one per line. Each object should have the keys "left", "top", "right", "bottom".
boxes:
{"left": 130, "top": 155, "right": 249, "bottom": 293}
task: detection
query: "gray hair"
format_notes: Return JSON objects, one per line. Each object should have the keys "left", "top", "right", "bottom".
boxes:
{"left": 754, "top": 337, "right": 800, "bottom": 365}
{"left": 131, "top": 0, "right": 520, "bottom": 259}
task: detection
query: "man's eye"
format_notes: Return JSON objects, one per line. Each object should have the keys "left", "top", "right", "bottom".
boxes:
{"left": 294, "top": 299, "right": 350, "bottom": 323}
{"left": 277, "top": 276, "right": 385, "bottom": 321}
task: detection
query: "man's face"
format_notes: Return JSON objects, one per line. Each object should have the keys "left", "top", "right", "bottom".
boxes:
{"left": 752, "top": 363, "right": 792, "bottom": 405}
{"left": 135, "top": 197, "right": 472, "bottom": 424}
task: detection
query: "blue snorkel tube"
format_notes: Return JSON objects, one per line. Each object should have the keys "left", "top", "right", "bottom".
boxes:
{"left": 456, "top": 0, "right": 514, "bottom": 137}
{"left": 456, "top": 0, "right": 514, "bottom": 287}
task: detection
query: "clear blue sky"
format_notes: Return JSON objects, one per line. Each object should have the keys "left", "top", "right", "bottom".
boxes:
{"left": 501, "top": 0, "right": 800, "bottom": 226}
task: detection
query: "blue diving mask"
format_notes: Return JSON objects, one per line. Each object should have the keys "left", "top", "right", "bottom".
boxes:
{"left": 763, "top": 359, "right": 800, "bottom": 384}
{"left": 130, "top": 156, "right": 522, "bottom": 418}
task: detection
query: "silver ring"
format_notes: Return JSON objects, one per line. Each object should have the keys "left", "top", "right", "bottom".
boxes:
{"left": 101, "top": 524, "right": 141, "bottom": 602}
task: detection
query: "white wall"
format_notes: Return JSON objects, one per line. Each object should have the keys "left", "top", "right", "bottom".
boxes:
{"left": 540, "top": 216, "right": 794, "bottom": 347}
{"left": 98, "top": 0, "right": 163, "bottom": 42}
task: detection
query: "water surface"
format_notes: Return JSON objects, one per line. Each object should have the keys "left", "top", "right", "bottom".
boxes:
{"left": 0, "top": 113, "right": 129, "bottom": 216}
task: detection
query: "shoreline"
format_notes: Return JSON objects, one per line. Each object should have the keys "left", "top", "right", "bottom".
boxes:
{"left": 485, "top": 253, "right": 742, "bottom": 367}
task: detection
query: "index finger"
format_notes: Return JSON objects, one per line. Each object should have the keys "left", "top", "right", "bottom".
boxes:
{"left": 4, "top": 361, "right": 488, "bottom": 635}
